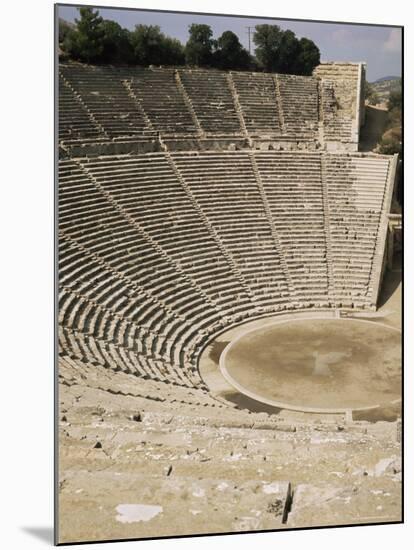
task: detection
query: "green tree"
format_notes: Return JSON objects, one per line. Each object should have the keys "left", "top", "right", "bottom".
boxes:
{"left": 253, "top": 24, "right": 319, "bottom": 75}
{"left": 213, "top": 30, "right": 251, "bottom": 70}
{"left": 129, "top": 25, "right": 184, "bottom": 66}
{"left": 386, "top": 80, "right": 402, "bottom": 131}
{"left": 378, "top": 80, "right": 402, "bottom": 158}
{"left": 295, "top": 37, "right": 320, "bottom": 76}
{"left": 277, "top": 30, "right": 301, "bottom": 73}
{"left": 185, "top": 24, "right": 214, "bottom": 66}
{"left": 130, "top": 25, "right": 167, "bottom": 65}
{"left": 63, "top": 7, "right": 105, "bottom": 63}
{"left": 100, "top": 20, "right": 133, "bottom": 64}
{"left": 161, "top": 36, "right": 185, "bottom": 65}
{"left": 253, "top": 24, "right": 284, "bottom": 72}
{"left": 364, "top": 82, "right": 380, "bottom": 105}
{"left": 59, "top": 19, "right": 73, "bottom": 44}
{"left": 60, "top": 8, "right": 185, "bottom": 66}
{"left": 388, "top": 85, "right": 402, "bottom": 111}
{"left": 378, "top": 130, "right": 402, "bottom": 156}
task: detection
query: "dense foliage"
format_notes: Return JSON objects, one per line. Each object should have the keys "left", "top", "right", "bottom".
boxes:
{"left": 184, "top": 24, "right": 215, "bottom": 66}
{"left": 213, "top": 31, "right": 252, "bottom": 70}
{"left": 62, "top": 7, "right": 105, "bottom": 63}
{"left": 60, "top": 8, "right": 319, "bottom": 75}
{"left": 364, "top": 81, "right": 380, "bottom": 106}
{"left": 253, "top": 25, "right": 320, "bottom": 75}
{"left": 378, "top": 79, "right": 402, "bottom": 158}
{"left": 130, "top": 24, "right": 184, "bottom": 66}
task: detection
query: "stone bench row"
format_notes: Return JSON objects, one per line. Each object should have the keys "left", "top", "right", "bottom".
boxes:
{"left": 59, "top": 64, "right": 357, "bottom": 146}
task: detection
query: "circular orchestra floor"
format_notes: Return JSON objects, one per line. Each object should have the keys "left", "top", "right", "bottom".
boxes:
{"left": 219, "top": 318, "right": 401, "bottom": 413}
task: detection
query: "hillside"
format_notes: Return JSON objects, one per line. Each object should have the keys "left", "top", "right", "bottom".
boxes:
{"left": 374, "top": 75, "right": 399, "bottom": 83}
{"left": 370, "top": 77, "right": 401, "bottom": 104}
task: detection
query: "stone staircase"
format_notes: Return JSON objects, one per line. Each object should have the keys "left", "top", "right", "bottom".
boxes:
{"left": 273, "top": 74, "right": 287, "bottom": 134}
{"left": 165, "top": 151, "right": 257, "bottom": 306}
{"left": 319, "top": 153, "right": 336, "bottom": 305}
{"left": 122, "top": 78, "right": 156, "bottom": 134}
{"left": 248, "top": 150, "right": 295, "bottom": 297}
{"left": 59, "top": 73, "right": 109, "bottom": 142}
{"left": 226, "top": 72, "right": 252, "bottom": 141}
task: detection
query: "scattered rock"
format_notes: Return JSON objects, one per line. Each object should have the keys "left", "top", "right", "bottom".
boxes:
{"left": 266, "top": 499, "right": 284, "bottom": 516}
{"left": 374, "top": 457, "right": 396, "bottom": 476}
{"left": 387, "top": 457, "right": 401, "bottom": 474}
{"left": 115, "top": 504, "right": 162, "bottom": 523}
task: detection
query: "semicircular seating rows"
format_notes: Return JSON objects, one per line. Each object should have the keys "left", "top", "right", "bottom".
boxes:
{"left": 59, "top": 130, "right": 396, "bottom": 392}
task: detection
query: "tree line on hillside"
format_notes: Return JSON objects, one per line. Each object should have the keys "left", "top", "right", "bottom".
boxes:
{"left": 363, "top": 78, "right": 402, "bottom": 159}
{"left": 59, "top": 7, "right": 320, "bottom": 75}
{"left": 378, "top": 80, "right": 402, "bottom": 158}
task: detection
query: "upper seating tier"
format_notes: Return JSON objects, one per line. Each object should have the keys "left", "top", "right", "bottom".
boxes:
{"left": 59, "top": 63, "right": 363, "bottom": 150}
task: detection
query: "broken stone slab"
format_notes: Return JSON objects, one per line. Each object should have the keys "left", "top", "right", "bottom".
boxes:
{"left": 253, "top": 422, "right": 296, "bottom": 432}
{"left": 287, "top": 480, "right": 401, "bottom": 528}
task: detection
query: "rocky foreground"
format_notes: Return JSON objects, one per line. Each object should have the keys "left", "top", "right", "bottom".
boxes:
{"left": 58, "top": 358, "right": 401, "bottom": 544}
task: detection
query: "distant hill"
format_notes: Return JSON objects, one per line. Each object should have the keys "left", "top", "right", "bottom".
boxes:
{"left": 374, "top": 76, "right": 400, "bottom": 83}
{"left": 369, "top": 77, "right": 401, "bottom": 104}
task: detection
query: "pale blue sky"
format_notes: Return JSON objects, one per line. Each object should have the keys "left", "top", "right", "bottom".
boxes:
{"left": 58, "top": 4, "right": 402, "bottom": 81}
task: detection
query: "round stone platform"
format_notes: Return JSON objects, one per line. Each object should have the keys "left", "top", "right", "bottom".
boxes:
{"left": 219, "top": 318, "right": 401, "bottom": 414}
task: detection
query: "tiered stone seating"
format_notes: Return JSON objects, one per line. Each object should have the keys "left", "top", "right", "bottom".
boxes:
{"left": 254, "top": 151, "right": 330, "bottom": 306}
{"left": 277, "top": 74, "right": 319, "bottom": 137}
{"left": 59, "top": 75, "right": 106, "bottom": 143}
{"left": 58, "top": 151, "right": 393, "bottom": 378}
{"left": 314, "top": 63, "right": 360, "bottom": 114}
{"left": 128, "top": 68, "right": 198, "bottom": 135}
{"left": 178, "top": 68, "right": 242, "bottom": 135}
{"left": 171, "top": 150, "right": 290, "bottom": 311}
{"left": 230, "top": 72, "right": 282, "bottom": 136}
{"left": 320, "top": 81, "right": 353, "bottom": 143}
{"left": 314, "top": 63, "right": 362, "bottom": 146}
{"left": 77, "top": 153, "right": 253, "bottom": 316}
{"left": 324, "top": 153, "right": 391, "bottom": 308}
{"left": 58, "top": 158, "right": 217, "bottom": 387}
{"left": 58, "top": 63, "right": 365, "bottom": 149}
{"left": 59, "top": 64, "right": 154, "bottom": 140}
{"left": 60, "top": 153, "right": 293, "bottom": 385}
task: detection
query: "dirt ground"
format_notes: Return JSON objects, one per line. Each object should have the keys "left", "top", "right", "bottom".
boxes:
{"left": 222, "top": 319, "right": 400, "bottom": 412}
